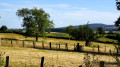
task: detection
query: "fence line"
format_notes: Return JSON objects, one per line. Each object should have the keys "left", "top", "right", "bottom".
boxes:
{"left": 1, "top": 38, "right": 118, "bottom": 55}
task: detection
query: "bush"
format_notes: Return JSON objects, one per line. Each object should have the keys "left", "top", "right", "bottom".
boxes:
{"left": 106, "top": 33, "right": 120, "bottom": 40}
{"left": 0, "top": 25, "right": 7, "bottom": 31}
{"left": 0, "top": 52, "right": 5, "bottom": 66}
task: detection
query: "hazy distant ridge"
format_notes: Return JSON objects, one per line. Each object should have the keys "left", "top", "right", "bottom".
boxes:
{"left": 74, "top": 23, "right": 118, "bottom": 31}
{"left": 51, "top": 23, "right": 118, "bottom": 32}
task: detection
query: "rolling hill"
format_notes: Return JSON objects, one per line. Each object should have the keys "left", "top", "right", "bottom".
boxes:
{"left": 51, "top": 23, "right": 118, "bottom": 32}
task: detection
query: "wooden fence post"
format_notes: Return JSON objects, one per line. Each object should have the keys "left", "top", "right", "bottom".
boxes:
{"left": 11, "top": 39, "right": 13, "bottom": 47}
{"left": 5, "top": 56, "right": 9, "bottom": 67}
{"left": 98, "top": 45, "right": 99, "bottom": 53}
{"left": 49, "top": 42, "right": 51, "bottom": 49}
{"left": 93, "top": 45, "right": 95, "bottom": 51}
{"left": 109, "top": 49, "right": 111, "bottom": 55}
{"left": 16, "top": 40, "right": 18, "bottom": 44}
{"left": 77, "top": 43, "right": 79, "bottom": 51}
{"left": 74, "top": 43, "right": 75, "bottom": 50}
{"left": 42, "top": 41, "right": 44, "bottom": 49}
{"left": 65, "top": 43, "right": 68, "bottom": 50}
{"left": 56, "top": 43, "right": 58, "bottom": 49}
{"left": 104, "top": 46, "right": 106, "bottom": 53}
{"left": 41, "top": 57, "right": 44, "bottom": 67}
{"left": 33, "top": 41, "right": 35, "bottom": 48}
{"left": 59, "top": 43, "right": 60, "bottom": 50}
{"left": 79, "top": 65, "right": 82, "bottom": 67}
{"left": 23, "top": 40, "right": 24, "bottom": 47}
{"left": 6, "top": 39, "right": 7, "bottom": 44}
{"left": 100, "top": 61, "right": 104, "bottom": 67}
{"left": 117, "top": 48, "right": 119, "bottom": 55}
{"left": 0, "top": 38, "right": 1, "bottom": 46}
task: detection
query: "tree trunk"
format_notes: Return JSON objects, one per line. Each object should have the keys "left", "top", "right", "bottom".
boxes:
{"left": 85, "top": 40, "right": 90, "bottom": 46}
{"left": 36, "top": 33, "right": 38, "bottom": 41}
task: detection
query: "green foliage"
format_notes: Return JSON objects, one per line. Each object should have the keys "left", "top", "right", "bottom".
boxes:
{"left": 97, "top": 27, "right": 105, "bottom": 37}
{"left": 0, "top": 25, "right": 8, "bottom": 31}
{"left": 97, "top": 37, "right": 118, "bottom": 44}
{"left": 83, "top": 53, "right": 100, "bottom": 67}
{"left": 64, "top": 25, "right": 74, "bottom": 35}
{"left": 84, "top": 53, "right": 93, "bottom": 67}
{"left": 67, "top": 23, "right": 97, "bottom": 46}
{"left": 115, "top": 0, "right": 120, "bottom": 30}
{"left": 115, "top": 17, "right": 120, "bottom": 30}
{"left": 106, "top": 33, "right": 120, "bottom": 40}
{"left": 46, "top": 33, "right": 71, "bottom": 39}
{"left": 16, "top": 8, "right": 54, "bottom": 41}
{"left": 0, "top": 52, "right": 5, "bottom": 66}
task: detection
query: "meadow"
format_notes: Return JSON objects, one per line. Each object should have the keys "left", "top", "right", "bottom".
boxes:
{"left": 0, "top": 33, "right": 119, "bottom": 67}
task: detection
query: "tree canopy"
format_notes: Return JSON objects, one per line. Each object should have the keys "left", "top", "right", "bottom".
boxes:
{"left": 16, "top": 8, "right": 54, "bottom": 41}
{"left": 0, "top": 25, "right": 7, "bottom": 31}
{"left": 65, "top": 24, "right": 96, "bottom": 46}
{"left": 115, "top": 0, "right": 120, "bottom": 30}
{"left": 64, "top": 25, "right": 74, "bottom": 35}
{"left": 97, "top": 27, "right": 105, "bottom": 37}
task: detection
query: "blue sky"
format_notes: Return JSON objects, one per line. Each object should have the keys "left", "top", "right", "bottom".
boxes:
{"left": 0, "top": 0, "right": 119, "bottom": 29}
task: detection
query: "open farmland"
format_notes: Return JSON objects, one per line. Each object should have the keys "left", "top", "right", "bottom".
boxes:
{"left": 0, "top": 33, "right": 119, "bottom": 67}
{"left": 0, "top": 46, "right": 118, "bottom": 67}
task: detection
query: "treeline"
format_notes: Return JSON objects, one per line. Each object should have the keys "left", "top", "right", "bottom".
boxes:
{"left": 64, "top": 24, "right": 105, "bottom": 46}
{"left": 0, "top": 25, "right": 24, "bottom": 34}
{"left": 106, "top": 33, "right": 120, "bottom": 40}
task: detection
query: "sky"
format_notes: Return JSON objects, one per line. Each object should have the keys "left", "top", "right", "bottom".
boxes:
{"left": 0, "top": 0, "right": 120, "bottom": 29}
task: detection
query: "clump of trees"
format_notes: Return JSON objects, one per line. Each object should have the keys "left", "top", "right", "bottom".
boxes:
{"left": 97, "top": 27, "right": 105, "bottom": 37}
{"left": 65, "top": 24, "right": 96, "bottom": 46}
{"left": 16, "top": 8, "right": 54, "bottom": 41}
{"left": 0, "top": 25, "right": 8, "bottom": 32}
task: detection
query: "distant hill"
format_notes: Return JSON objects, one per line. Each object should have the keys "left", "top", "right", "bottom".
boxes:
{"left": 51, "top": 23, "right": 118, "bottom": 32}
{"left": 75, "top": 23, "right": 118, "bottom": 31}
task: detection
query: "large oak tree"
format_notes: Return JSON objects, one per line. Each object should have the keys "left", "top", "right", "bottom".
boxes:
{"left": 16, "top": 8, "right": 54, "bottom": 41}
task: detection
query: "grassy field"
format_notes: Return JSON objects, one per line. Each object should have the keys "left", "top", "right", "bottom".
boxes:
{"left": 0, "top": 33, "right": 116, "bottom": 51}
{"left": 97, "top": 37, "right": 118, "bottom": 44}
{"left": 0, "top": 46, "right": 117, "bottom": 67}
{"left": 46, "top": 32, "right": 71, "bottom": 39}
{"left": 0, "top": 33, "right": 119, "bottom": 67}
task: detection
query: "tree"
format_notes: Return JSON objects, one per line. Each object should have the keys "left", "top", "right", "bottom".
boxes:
{"left": 115, "top": 0, "right": 120, "bottom": 43}
{"left": 68, "top": 24, "right": 96, "bottom": 46}
{"left": 115, "top": 0, "right": 120, "bottom": 30}
{"left": 115, "top": 17, "right": 120, "bottom": 30}
{"left": 0, "top": 25, "right": 7, "bottom": 31}
{"left": 16, "top": 8, "right": 54, "bottom": 41}
{"left": 64, "top": 25, "right": 74, "bottom": 35}
{"left": 80, "top": 24, "right": 96, "bottom": 46}
{"left": 97, "top": 27, "right": 105, "bottom": 37}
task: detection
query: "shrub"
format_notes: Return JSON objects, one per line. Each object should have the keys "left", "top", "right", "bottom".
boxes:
{"left": 0, "top": 52, "right": 5, "bottom": 66}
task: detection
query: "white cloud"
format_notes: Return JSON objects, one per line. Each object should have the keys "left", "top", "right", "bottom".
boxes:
{"left": 17, "top": 1, "right": 38, "bottom": 4}
{"left": 0, "top": 2, "right": 69, "bottom": 9}
{"left": 0, "top": 2, "right": 12, "bottom": 7}
{"left": 0, "top": 2, "right": 119, "bottom": 28}
{"left": 24, "top": 4, "right": 69, "bottom": 8}
{"left": 48, "top": 9, "right": 120, "bottom": 27}
{"left": 59, "top": 21, "right": 63, "bottom": 25}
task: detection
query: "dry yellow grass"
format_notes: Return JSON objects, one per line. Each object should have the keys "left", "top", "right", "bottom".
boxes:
{"left": 0, "top": 46, "right": 117, "bottom": 67}
{"left": 0, "top": 33, "right": 24, "bottom": 40}
{"left": 0, "top": 33, "right": 119, "bottom": 67}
